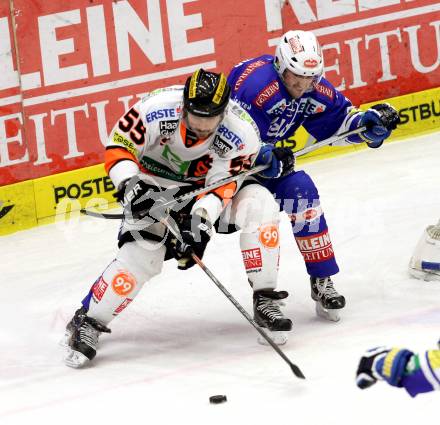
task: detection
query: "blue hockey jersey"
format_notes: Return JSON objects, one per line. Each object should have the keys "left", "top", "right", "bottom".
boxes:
{"left": 227, "top": 55, "right": 364, "bottom": 145}
{"left": 402, "top": 349, "right": 440, "bottom": 397}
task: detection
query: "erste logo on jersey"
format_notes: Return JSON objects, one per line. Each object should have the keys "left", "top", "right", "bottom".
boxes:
{"left": 234, "top": 60, "right": 268, "bottom": 92}
{"left": 253, "top": 81, "right": 280, "bottom": 108}
{"left": 217, "top": 124, "right": 244, "bottom": 150}
{"left": 211, "top": 135, "right": 233, "bottom": 157}
{"left": 146, "top": 108, "right": 180, "bottom": 123}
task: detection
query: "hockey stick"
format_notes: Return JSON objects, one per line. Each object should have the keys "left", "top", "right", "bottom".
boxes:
{"left": 80, "top": 126, "right": 366, "bottom": 220}
{"left": 192, "top": 254, "right": 305, "bottom": 378}
{"left": 162, "top": 215, "right": 305, "bottom": 379}
{"left": 80, "top": 163, "right": 269, "bottom": 220}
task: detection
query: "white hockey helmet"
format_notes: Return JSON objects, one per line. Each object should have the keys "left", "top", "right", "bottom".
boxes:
{"left": 274, "top": 30, "right": 323, "bottom": 79}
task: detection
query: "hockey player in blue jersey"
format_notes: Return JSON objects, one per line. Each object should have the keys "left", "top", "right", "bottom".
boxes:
{"left": 228, "top": 30, "right": 399, "bottom": 321}
{"left": 356, "top": 343, "right": 440, "bottom": 397}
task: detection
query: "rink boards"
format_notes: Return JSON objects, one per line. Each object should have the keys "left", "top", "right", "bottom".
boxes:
{"left": 0, "top": 86, "right": 439, "bottom": 236}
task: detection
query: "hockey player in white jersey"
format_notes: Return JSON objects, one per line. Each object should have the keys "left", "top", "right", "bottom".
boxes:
{"left": 62, "top": 69, "right": 296, "bottom": 368}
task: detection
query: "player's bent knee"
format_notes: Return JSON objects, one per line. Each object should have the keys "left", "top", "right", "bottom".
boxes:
{"left": 116, "top": 242, "right": 166, "bottom": 284}
{"left": 232, "top": 184, "right": 279, "bottom": 231}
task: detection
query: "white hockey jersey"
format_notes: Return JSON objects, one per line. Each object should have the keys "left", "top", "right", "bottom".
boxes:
{"left": 105, "top": 86, "right": 262, "bottom": 222}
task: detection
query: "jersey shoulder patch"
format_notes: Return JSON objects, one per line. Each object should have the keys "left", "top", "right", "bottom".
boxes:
{"left": 312, "top": 79, "right": 335, "bottom": 101}
{"left": 253, "top": 79, "right": 281, "bottom": 109}
{"left": 232, "top": 55, "right": 272, "bottom": 92}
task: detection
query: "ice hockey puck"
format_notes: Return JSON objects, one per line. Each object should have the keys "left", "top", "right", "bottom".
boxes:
{"left": 209, "top": 395, "right": 227, "bottom": 404}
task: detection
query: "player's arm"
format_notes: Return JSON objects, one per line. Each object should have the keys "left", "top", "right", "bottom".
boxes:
{"left": 170, "top": 150, "right": 257, "bottom": 271}
{"left": 105, "top": 104, "right": 146, "bottom": 186}
{"left": 190, "top": 153, "right": 253, "bottom": 225}
{"left": 105, "top": 102, "right": 155, "bottom": 213}
{"left": 304, "top": 81, "right": 399, "bottom": 148}
{"left": 356, "top": 346, "right": 440, "bottom": 397}
{"left": 227, "top": 69, "right": 274, "bottom": 141}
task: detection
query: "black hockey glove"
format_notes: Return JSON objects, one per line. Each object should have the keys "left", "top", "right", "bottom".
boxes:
{"left": 360, "top": 103, "right": 400, "bottom": 148}
{"left": 256, "top": 145, "right": 295, "bottom": 178}
{"left": 114, "top": 175, "right": 166, "bottom": 220}
{"left": 170, "top": 213, "right": 213, "bottom": 270}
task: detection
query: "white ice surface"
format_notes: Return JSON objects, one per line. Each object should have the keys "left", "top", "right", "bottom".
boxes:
{"left": 1, "top": 133, "right": 439, "bottom": 424}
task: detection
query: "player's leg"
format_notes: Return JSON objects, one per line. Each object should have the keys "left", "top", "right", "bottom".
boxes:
{"left": 220, "top": 183, "right": 292, "bottom": 345}
{"left": 263, "top": 171, "right": 345, "bottom": 321}
{"left": 62, "top": 221, "right": 167, "bottom": 368}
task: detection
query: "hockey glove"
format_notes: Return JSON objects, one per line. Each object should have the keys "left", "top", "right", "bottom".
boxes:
{"left": 170, "top": 213, "right": 213, "bottom": 270}
{"left": 256, "top": 145, "right": 295, "bottom": 178}
{"left": 356, "top": 346, "right": 413, "bottom": 390}
{"left": 359, "top": 103, "right": 400, "bottom": 148}
{"left": 114, "top": 175, "right": 167, "bottom": 221}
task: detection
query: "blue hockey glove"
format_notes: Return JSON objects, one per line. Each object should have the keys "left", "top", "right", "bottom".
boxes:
{"left": 359, "top": 103, "right": 400, "bottom": 148}
{"left": 256, "top": 145, "right": 295, "bottom": 178}
{"left": 356, "top": 346, "right": 413, "bottom": 390}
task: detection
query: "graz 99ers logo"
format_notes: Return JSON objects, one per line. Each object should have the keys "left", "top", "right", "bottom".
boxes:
{"left": 259, "top": 224, "right": 279, "bottom": 249}
{"left": 112, "top": 271, "right": 137, "bottom": 296}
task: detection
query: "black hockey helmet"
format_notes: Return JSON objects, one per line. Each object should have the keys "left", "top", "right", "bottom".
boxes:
{"left": 183, "top": 69, "right": 231, "bottom": 117}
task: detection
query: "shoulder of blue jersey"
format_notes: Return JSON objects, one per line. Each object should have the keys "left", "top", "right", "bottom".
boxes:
{"left": 310, "top": 78, "right": 337, "bottom": 104}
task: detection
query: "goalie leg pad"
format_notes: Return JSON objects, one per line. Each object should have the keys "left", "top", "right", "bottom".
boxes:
{"left": 409, "top": 221, "right": 440, "bottom": 281}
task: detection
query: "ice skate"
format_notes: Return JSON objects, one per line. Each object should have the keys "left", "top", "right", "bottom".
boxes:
{"left": 310, "top": 277, "right": 345, "bottom": 322}
{"left": 253, "top": 289, "right": 292, "bottom": 345}
{"left": 61, "top": 307, "right": 111, "bottom": 368}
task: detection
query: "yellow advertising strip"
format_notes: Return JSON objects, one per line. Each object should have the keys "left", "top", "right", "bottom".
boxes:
{"left": 0, "top": 180, "right": 37, "bottom": 236}
{"left": 33, "top": 163, "right": 117, "bottom": 224}
{"left": 1, "top": 164, "right": 118, "bottom": 236}
{"left": 363, "top": 86, "right": 440, "bottom": 141}
{"left": 284, "top": 86, "right": 440, "bottom": 165}
{"left": 0, "top": 87, "right": 439, "bottom": 237}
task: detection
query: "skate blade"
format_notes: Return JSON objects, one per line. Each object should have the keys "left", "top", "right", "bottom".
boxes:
{"left": 315, "top": 302, "right": 340, "bottom": 322}
{"left": 58, "top": 330, "right": 72, "bottom": 348}
{"left": 63, "top": 347, "right": 90, "bottom": 368}
{"left": 257, "top": 328, "right": 288, "bottom": 346}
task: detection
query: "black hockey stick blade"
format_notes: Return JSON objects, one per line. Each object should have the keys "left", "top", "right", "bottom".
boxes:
{"left": 290, "top": 363, "right": 305, "bottom": 379}
{"left": 80, "top": 209, "right": 123, "bottom": 219}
